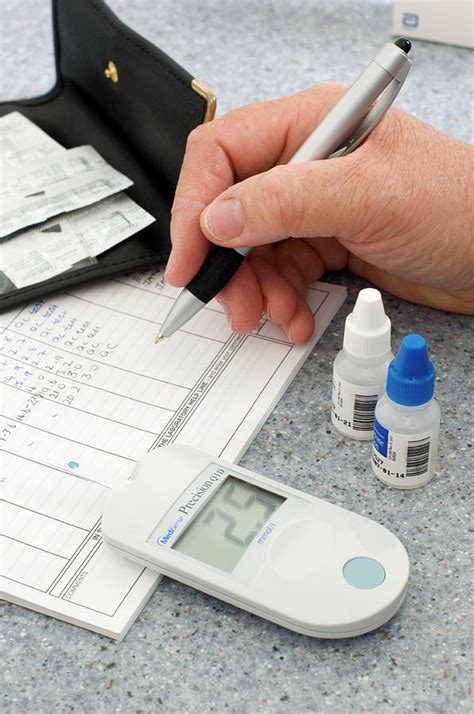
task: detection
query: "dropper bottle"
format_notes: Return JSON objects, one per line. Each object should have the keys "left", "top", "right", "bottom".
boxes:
{"left": 331, "top": 288, "right": 393, "bottom": 440}
{"left": 372, "top": 334, "right": 440, "bottom": 489}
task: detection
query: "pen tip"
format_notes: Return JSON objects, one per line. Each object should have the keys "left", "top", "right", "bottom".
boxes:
{"left": 394, "top": 37, "right": 411, "bottom": 54}
{"left": 155, "top": 334, "right": 164, "bottom": 344}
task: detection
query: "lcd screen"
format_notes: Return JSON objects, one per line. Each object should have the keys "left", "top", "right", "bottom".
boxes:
{"left": 172, "top": 476, "right": 285, "bottom": 572}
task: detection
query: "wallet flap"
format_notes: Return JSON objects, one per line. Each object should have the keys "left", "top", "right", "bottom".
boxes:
{"left": 55, "top": 0, "right": 207, "bottom": 198}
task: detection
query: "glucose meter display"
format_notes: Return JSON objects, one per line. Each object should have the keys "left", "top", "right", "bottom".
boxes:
{"left": 172, "top": 476, "right": 285, "bottom": 573}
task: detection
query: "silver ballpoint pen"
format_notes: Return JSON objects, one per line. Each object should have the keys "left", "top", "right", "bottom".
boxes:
{"left": 156, "top": 38, "right": 412, "bottom": 342}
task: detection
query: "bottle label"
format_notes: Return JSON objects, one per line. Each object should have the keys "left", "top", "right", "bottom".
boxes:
{"left": 372, "top": 419, "right": 433, "bottom": 487}
{"left": 331, "top": 373, "right": 380, "bottom": 438}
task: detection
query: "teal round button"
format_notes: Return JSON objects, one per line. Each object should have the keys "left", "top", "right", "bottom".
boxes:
{"left": 343, "top": 557, "right": 386, "bottom": 589}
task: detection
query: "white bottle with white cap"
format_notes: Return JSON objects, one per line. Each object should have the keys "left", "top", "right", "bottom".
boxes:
{"left": 331, "top": 288, "right": 393, "bottom": 440}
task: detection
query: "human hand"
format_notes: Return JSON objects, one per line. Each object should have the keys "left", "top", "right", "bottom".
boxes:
{"left": 165, "top": 84, "right": 474, "bottom": 343}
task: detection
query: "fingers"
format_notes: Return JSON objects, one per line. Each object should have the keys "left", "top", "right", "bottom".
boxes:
{"left": 219, "top": 257, "right": 315, "bottom": 344}
{"left": 216, "top": 240, "right": 326, "bottom": 343}
{"left": 257, "top": 241, "right": 321, "bottom": 341}
{"left": 218, "top": 256, "right": 301, "bottom": 336}
{"left": 251, "top": 252, "right": 323, "bottom": 344}
{"left": 165, "top": 83, "right": 347, "bottom": 286}
{"left": 274, "top": 238, "right": 325, "bottom": 291}
{"left": 217, "top": 260, "right": 263, "bottom": 333}
{"left": 302, "top": 236, "right": 348, "bottom": 271}
{"left": 249, "top": 256, "right": 298, "bottom": 324}
{"left": 284, "top": 295, "right": 315, "bottom": 344}
{"left": 199, "top": 156, "right": 362, "bottom": 248}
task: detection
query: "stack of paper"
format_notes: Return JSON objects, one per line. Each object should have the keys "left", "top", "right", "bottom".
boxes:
{"left": 0, "top": 267, "right": 346, "bottom": 638}
{"left": 0, "top": 112, "right": 155, "bottom": 289}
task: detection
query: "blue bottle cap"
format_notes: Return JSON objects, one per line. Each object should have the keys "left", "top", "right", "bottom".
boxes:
{"left": 386, "top": 334, "right": 435, "bottom": 406}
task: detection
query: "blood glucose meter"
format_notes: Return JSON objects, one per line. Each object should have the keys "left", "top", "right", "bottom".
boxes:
{"left": 102, "top": 445, "right": 409, "bottom": 638}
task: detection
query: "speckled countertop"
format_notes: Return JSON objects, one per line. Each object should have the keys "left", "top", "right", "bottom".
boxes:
{"left": 1, "top": 1, "right": 472, "bottom": 712}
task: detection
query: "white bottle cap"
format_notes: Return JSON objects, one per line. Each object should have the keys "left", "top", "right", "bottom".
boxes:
{"left": 343, "top": 288, "right": 391, "bottom": 358}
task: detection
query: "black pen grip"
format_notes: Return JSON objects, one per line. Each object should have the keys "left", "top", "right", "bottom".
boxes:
{"left": 186, "top": 247, "right": 246, "bottom": 304}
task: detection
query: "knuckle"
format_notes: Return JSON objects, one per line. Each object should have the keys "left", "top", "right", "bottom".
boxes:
{"left": 261, "top": 165, "right": 316, "bottom": 237}
{"left": 318, "top": 81, "right": 347, "bottom": 97}
{"left": 209, "top": 106, "right": 249, "bottom": 143}
{"left": 289, "top": 164, "right": 314, "bottom": 235}
{"left": 185, "top": 122, "right": 210, "bottom": 150}
{"left": 302, "top": 81, "right": 345, "bottom": 100}
{"left": 307, "top": 82, "right": 347, "bottom": 108}
{"left": 263, "top": 165, "right": 297, "bottom": 236}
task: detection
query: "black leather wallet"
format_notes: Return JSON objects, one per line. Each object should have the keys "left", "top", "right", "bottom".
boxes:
{"left": 0, "top": 0, "right": 215, "bottom": 310}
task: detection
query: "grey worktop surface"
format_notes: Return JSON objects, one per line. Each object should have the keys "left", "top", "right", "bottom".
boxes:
{"left": 1, "top": 1, "right": 472, "bottom": 712}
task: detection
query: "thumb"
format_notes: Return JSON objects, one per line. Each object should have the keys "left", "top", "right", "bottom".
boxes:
{"left": 200, "top": 158, "right": 363, "bottom": 247}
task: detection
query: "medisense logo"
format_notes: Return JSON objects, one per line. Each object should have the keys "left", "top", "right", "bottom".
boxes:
{"left": 158, "top": 514, "right": 185, "bottom": 545}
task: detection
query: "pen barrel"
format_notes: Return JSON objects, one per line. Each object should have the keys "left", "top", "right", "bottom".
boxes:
{"left": 187, "top": 247, "right": 246, "bottom": 303}
{"left": 289, "top": 45, "right": 410, "bottom": 164}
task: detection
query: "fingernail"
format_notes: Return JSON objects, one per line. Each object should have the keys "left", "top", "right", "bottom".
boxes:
{"left": 202, "top": 198, "right": 244, "bottom": 242}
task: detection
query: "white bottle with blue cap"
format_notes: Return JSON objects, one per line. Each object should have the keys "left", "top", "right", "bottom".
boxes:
{"left": 372, "top": 334, "right": 440, "bottom": 489}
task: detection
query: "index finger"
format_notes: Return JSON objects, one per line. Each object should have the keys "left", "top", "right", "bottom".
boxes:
{"left": 165, "top": 83, "right": 346, "bottom": 286}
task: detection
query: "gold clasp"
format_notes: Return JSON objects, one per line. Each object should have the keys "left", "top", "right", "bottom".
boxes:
{"left": 191, "top": 79, "right": 216, "bottom": 123}
{"left": 104, "top": 61, "right": 119, "bottom": 83}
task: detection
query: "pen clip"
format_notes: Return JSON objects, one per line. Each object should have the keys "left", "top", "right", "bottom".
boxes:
{"left": 329, "top": 62, "right": 411, "bottom": 158}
